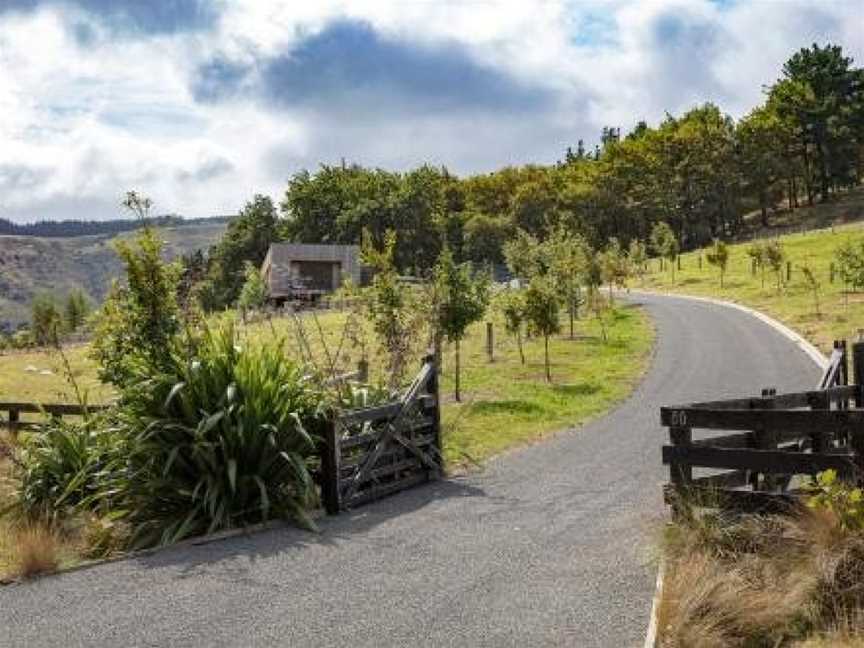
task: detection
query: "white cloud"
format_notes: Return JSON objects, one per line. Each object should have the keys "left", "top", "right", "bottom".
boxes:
{"left": 0, "top": 0, "right": 861, "bottom": 222}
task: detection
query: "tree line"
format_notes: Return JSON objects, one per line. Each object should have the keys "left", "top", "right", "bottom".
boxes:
{"left": 196, "top": 43, "right": 862, "bottom": 311}
{"left": 0, "top": 215, "right": 232, "bottom": 238}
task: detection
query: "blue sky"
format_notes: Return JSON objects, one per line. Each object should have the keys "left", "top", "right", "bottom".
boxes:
{"left": 0, "top": 0, "right": 861, "bottom": 222}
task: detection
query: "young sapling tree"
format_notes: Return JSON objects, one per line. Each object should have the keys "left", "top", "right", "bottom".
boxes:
{"left": 523, "top": 275, "right": 561, "bottom": 383}
{"left": 650, "top": 221, "right": 679, "bottom": 284}
{"left": 705, "top": 239, "right": 730, "bottom": 288}
{"left": 432, "top": 247, "right": 490, "bottom": 401}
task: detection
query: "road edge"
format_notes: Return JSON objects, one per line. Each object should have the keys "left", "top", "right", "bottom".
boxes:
{"left": 638, "top": 289, "right": 829, "bottom": 648}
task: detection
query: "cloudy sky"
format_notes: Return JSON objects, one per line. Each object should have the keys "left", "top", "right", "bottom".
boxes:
{"left": 0, "top": 0, "right": 862, "bottom": 223}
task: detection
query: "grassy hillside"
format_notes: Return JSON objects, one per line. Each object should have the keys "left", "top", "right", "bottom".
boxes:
{"left": 0, "top": 221, "right": 226, "bottom": 328}
{"left": 644, "top": 193, "right": 864, "bottom": 354}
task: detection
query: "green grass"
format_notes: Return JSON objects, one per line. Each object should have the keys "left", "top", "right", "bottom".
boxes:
{"left": 0, "top": 303, "right": 654, "bottom": 467}
{"left": 644, "top": 219, "right": 864, "bottom": 355}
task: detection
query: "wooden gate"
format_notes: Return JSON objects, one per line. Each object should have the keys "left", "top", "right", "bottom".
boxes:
{"left": 661, "top": 339, "right": 864, "bottom": 515}
{"left": 319, "top": 356, "right": 443, "bottom": 513}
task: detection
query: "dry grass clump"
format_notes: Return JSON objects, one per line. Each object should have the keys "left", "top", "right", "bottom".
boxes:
{"left": 658, "top": 508, "right": 864, "bottom": 647}
{"left": 12, "top": 524, "right": 60, "bottom": 579}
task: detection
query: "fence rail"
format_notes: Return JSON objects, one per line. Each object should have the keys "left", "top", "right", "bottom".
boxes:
{"left": 318, "top": 356, "right": 443, "bottom": 513}
{"left": 661, "top": 339, "right": 864, "bottom": 515}
{"left": 0, "top": 402, "right": 108, "bottom": 435}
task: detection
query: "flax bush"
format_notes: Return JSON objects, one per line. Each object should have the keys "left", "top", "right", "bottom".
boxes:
{"left": 110, "top": 322, "right": 329, "bottom": 547}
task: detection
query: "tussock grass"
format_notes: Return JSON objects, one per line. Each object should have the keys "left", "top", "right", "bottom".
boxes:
{"left": 659, "top": 508, "right": 864, "bottom": 647}
{"left": 11, "top": 524, "right": 60, "bottom": 579}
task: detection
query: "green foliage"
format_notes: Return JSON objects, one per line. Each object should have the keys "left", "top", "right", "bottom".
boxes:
{"left": 107, "top": 322, "right": 325, "bottom": 547}
{"left": 650, "top": 222, "right": 679, "bottom": 281}
{"left": 431, "top": 247, "right": 490, "bottom": 400}
{"left": 360, "top": 230, "right": 423, "bottom": 387}
{"left": 800, "top": 260, "right": 821, "bottom": 317}
{"left": 201, "top": 195, "right": 283, "bottom": 310}
{"left": 64, "top": 290, "right": 89, "bottom": 333}
{"left": 763, "top": 240, "right": 786, "bottom": 292}
{"left": 30, "top": 294, "right": 62, "bottom": 346}
{"left": 807, "top": 469, "right": 864, "bottom": 531}
{"left": 523, "top": 276, "right": 560, "bottom": 382}
{"left": 91, "top": 224, "right": 182, "bottom": 386}
{"left": 628, "top": 239, "right": 648, "bottom": 284}
{"left": 705, "top": 239, "right": 730, "bottom": 287}
{"left": 834, "top": 239, "right": 864, "bottom": 290}
{"left": 495, "top": 288, "right": 527, "bottom": 364}
{"left": 599, "top": 237, "right": 631, "bottom": 292}
{"left": 237, "top": 261, "right": 268, "bottom": 314}
{"left": 547, "top": 228, "right": 591, "bottom": 333}
{"left": 432, "top": 247, "right": 490, "bottom": 344}
{"left": 8, "top": 411, "right": 124, "bottom": 522}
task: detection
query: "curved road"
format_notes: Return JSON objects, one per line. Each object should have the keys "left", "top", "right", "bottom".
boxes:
{"left": 0, "top": 295, "right": 819, "bottom": 647}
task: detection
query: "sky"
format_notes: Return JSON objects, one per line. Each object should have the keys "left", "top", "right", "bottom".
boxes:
{"left": 0, "top": 0, "right": 862, "bottom": 223}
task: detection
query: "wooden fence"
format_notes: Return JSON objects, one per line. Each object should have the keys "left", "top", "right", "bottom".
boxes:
{"left": 0, "top": 402, "right": 107, "bottom": 436}
{"left": 318, "top": 356, "right": 443, "bottom": 513}
{"left": 661, "top": 340, "right": 864, "bottom": 515}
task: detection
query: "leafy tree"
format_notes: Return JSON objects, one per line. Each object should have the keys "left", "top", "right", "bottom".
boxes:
{"left": 650, "top": 222, "right": 679, "bottom": 282}
{"left": 800, "top": 261, "right": 822, "bottom": 318}
{"left": 747, "top": 241, "right": 769, "bottom": 288}
{"left": 431, "top": 247, "right": 490, "bottom": 401}
{"left": 201, "top": 195, "right": 282, "bottom": 310}
{"left": 764, "top": 240, "right": 786, "bottom": 293}
{"left": 91, "top": 195, "right": 182, "bottom": 386}
{"left": 503, "top": 229, "right": 543, "bottom": 279}
{"left": 64, "top": 290, "right": 89, "bottom": 333}
{"left": 628, "top": 239, "right": 648, "bottom": 286}
{"left": 31, "top": 294, "right": 62, "bottom": 346}
{"left": 237, "top": 261, "right": 268, "bottom": 317}
{"left": 523, "top": 276, "right": 560, "bottom": 383}
{"left": 547, "top": 228, "right": 591, "bottom": 338}
{"left": 360, "top": 230, "right": 420, "bottom": 389}
{"left": 835, "top": 239, "right": 864, "bottom": 291}
{"left": 705, "top": 239, "right": 730, "bottom": 288}
{"left": 599, "top": 237, "right": 630, "bottom": 297}
{"left": 495, "top": 289, "right": 527, "bottom": 365}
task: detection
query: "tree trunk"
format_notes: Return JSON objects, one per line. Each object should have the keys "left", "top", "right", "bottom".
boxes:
{"left": 454, "top": 339, "right": 461, "bottom": 402}
{"left": 516, "top": 330, "right": 525, "bottom": 365}
{"left": 544, "top": 335, "right": 551, "bottom": 383}
{"left": 569, "top": 303, "right": 574, "bottom": 339}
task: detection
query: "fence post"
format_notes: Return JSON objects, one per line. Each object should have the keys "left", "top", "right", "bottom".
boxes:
{"left": 357, "top": 358, "right": 369, "bottom": 383}
{"left": 751, "top": 257, "right": 757, "bottom": 276}
{"left": 830, "top": 262, "right": 835, "bottom": 284}
{"left": 426, "top": 354, "right": 443, "bottom": 477}
{"left": 319, "top": 418, "right": 341, "bottom": 515}
{"left": 677, "top": 255, "right": 681, "bottom": 271}
{"left": 668, "top": 425, "right": 692, "bottom": 519}
{"left": 786, "top": 261, "right": 792, "bottom": 282}
{"left": 7, "top": 408, "right": 19, "bottom": 439}
{"left": 698, "top": 254, "right": 702, "bottom": 270}
{"left": 854, "top": 331, "right": 864, "bottom": 408}
{"left": 486, "top": 322, "right": 494, "bottom": 363}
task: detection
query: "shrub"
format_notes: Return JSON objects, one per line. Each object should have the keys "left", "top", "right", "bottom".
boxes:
{"left": 110, "top": 322, "right": 327, "bottom": 547}
{"left": 806, "top": 469, "right": 864, "bottom": 531}
{"left": 7, "top": 413, "right": 124, "bottom": 522}
{"left": 835, "top": 239, "right": 864, "bottom": 291}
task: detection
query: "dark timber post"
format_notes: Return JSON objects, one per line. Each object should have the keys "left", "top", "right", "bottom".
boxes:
{"left": 755, "top": 388, "right": 779, "bottom": 491}
{"left": 668, "top": 424, "right": 692, "bottom": 519}
{"left": 320, "top": 418, "right": 341, "bottom": 515}
{"left": 830, "top": 262, "right": 835, "bottom": 284}
{"left": 357, "top": 358, "right": 369, "bottom": 383}
{"left": 486, "top": 322, "right": 494, "bottom": 363}
{"left": 677, "top": 255, "right": 681, "bottom": 271}
{"left": 853, "top": 331, "right": 864, "bottom": 408}
{"left": 8, "top": 408, "right": 19, "bottom": 439}
{"left": 786, "top": 261, "right": 792, "bottom": 282}
{"left": 425, "top": 354, "right": 443, "bottom": 478}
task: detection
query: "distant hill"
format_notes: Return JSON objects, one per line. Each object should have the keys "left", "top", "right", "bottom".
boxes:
{"left": 0, "top": 219, "right": 229, "bottom": 329}
{"left": 0, "top": 214, "right": 232, "bottom": 238}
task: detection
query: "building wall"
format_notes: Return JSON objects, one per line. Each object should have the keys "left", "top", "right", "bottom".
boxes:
{"left": 264, "top": 243, "right": 362, "bottom": 297}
